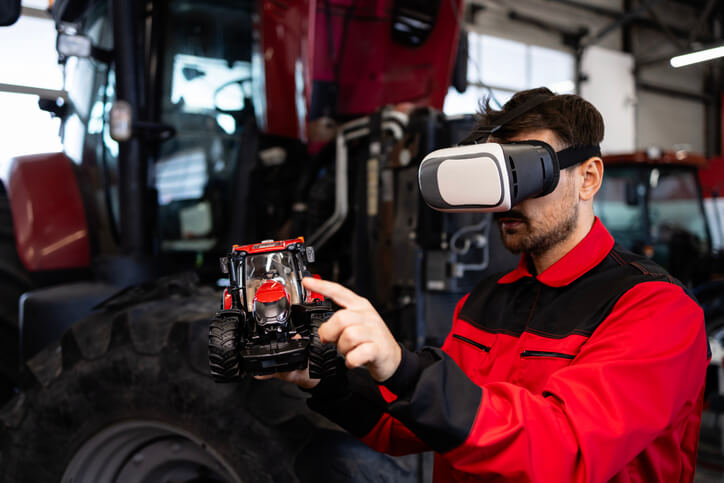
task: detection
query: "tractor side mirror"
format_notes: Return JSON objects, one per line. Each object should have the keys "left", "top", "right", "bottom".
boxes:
{"left": 38, "top": 97, "right": 68, "bottom": 120}
{"left": 219, "top": 257, "right": 230, "bottom": 274}
{"left": 56, "top": 24, "right": 113, "bottom": 63}
{"left": 305, "top": 246, "right": 315, "bottom": 264}
{"left": 57, "top": 31, "right": 93, "bottom": 59}
{"left": 110, "top": 101, "right": 133, "bottom": 142}
{"left": 110, "top": 100, "right": 176, "bottom": 143}
{"left": 0, "top": 0, "right": 21, "bottom": 27}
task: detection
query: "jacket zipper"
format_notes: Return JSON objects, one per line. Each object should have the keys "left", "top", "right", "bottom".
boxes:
{"left": 452, "top": 334, "right": 491, "bottom": 352}
{"left": 520, "top": 350, "right": 575, "bottom": 359}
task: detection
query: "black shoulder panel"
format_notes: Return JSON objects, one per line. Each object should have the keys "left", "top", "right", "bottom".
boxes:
{"left": 459, "top": 244, "right": 690, "bottom": 339}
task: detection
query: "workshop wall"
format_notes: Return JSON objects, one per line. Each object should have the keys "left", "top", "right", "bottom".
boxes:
{"left": 465, "top": 0, "right": 711, "bottom": 155}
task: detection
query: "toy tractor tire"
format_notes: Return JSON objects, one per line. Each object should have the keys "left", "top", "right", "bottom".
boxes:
{"left": 208, "top": 315, "right": 242, "bottom": 382}
{"left": 308, "top": 312, "right": 337, "bottom": 379}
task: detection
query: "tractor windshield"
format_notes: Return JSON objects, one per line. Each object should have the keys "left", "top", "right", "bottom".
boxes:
{"left": 595, "top": 165, "right": 710, "bottom": 284}
{"left": 155, "top": 0, "right": 264, "bottom": 252}
{"left": 243, "top": 252, "right": 303, "bottom": 309}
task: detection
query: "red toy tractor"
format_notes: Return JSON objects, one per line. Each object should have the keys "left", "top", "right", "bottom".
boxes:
{"left": 209, "top": 237, "right": 337, "bottom": 381}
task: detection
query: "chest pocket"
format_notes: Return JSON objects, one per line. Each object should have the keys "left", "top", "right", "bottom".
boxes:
{"left": 446, "top": 326, "right": 497, "bottom": 386}
{"left": 516, "top": 332, "right": 587, "bottom": 393}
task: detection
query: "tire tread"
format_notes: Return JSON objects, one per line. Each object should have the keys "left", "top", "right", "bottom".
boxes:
{"left": 208, "top": 316, "right": 242, "bottom": 382}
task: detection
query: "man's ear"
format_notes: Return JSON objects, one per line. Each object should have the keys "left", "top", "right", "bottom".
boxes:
{"left": 578, "top": 157, "right": 603, "bottom": 201}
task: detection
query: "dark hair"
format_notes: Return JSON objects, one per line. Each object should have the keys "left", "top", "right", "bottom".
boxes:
{"left": 472, "top": 87, "right": 604, "bottom": 148}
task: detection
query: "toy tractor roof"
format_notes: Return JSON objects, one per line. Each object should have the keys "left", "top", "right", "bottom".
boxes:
{"left": 232, "top": 237, "right": 305, "bottom": 255}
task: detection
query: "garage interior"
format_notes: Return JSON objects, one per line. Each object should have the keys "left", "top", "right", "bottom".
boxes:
{"left": 1, "top": 0, "right": 724, "bottom": 481}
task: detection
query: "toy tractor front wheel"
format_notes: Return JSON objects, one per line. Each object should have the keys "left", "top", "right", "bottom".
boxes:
{"left": 209, "top": 314, "right": 242, "bottom": 382}
{"left": 308, "top": 312, "right": 337, "bottom": 379}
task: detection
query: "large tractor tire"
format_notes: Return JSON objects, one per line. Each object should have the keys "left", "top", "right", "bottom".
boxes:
{"left": 0, "top": 284, "right": 417, "bottom": 483}
{"left": 0, "top": 180, "right": 33, "bottom": 400}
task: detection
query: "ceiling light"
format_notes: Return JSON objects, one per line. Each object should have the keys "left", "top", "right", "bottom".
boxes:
{"left": 670, "top": 45, "right": 724, "bottom": 68}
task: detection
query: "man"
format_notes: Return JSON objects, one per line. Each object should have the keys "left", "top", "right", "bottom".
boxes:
{"left": 262, "top": 88, "right": 709, "bottom": 481}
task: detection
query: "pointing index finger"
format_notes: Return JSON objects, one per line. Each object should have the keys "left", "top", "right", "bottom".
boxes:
{"left": 302, "top": 277, "right": 361, "bottom": 309}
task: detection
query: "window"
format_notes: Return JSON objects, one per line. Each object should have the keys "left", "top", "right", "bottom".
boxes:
{"left": 157, "top": 0, "right": 262, "bottom": 252}
{"left": 595, "top": 165, "right": 710, "bottom": 280}
{"left": 444, "top": 32, "right": 575, "bottom": 115}
{"left": 0, "top": 7, "right": 63, "bottom": 180}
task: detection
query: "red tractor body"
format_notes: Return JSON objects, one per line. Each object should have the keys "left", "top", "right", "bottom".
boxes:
{"left": 0, "top": 1, "right": 473, "bottom": 480}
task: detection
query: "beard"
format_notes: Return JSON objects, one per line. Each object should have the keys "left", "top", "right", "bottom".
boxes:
{"left": 494, "top": 186, "right": 579, "bottom": 255}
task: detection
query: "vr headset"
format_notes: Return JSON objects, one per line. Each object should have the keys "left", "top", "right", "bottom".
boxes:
{"left": 418, "top": 95, "right": 601, "bottom": 213}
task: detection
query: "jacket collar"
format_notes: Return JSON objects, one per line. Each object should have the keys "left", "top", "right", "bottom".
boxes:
{"left": 497, "top": 217, "right": 614, "bottom": 288}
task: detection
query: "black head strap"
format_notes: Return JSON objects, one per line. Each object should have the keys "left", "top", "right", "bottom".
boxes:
{"left": 457, "top": 93, "right": 602, "bottom": 167}
{"left": 556, "top": 145, "right": 602, "bottom": 169}
{"left": 459, "top": 95, "right": 551, "bottom": 145}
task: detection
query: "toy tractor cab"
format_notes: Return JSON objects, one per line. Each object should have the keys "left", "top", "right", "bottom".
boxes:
{"left": 209, "top": 237, "right": 337, "bottom": 382}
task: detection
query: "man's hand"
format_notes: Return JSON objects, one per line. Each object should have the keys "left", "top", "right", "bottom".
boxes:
{"left": 254, "top": 367, "right": 319, "bottom": 390}
{"left": 302, "top": 277, "right": 402, "bottom": 382}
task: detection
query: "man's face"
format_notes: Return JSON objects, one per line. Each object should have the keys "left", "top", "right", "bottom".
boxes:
{"left": 492, "top": 129, "right": 580, "bottom": 255}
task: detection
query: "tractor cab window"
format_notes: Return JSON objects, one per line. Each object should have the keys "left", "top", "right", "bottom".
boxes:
{"left": 243, "top": 252, "right": 303, "bottom": 308}
{"left": 594, "top": 167, "right": 647, "bottom": 250}
{"left": 648, "top": 167, "right": 709, "bottom": 266}
{"left": 156, "top": 0, "right": 264, "bottom": 252}
{"left": 596, "top": 165, "right": 710, "bottom": 283}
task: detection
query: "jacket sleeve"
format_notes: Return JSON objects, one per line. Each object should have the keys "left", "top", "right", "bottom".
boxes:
{"left": 380, "top": 282, "right": 709, "bottom": 482}
{"left": 304, "top": 295, "right": 474, "bottom": 456}
{"left": 305, "top": 350, "right": 430, "bottom": 456}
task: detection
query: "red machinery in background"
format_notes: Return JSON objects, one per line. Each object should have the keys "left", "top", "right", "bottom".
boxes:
{"left": 700, "top": 155, "right": 724, "bottom": 255}
{"left": 0, "top": 1, "right": 480, "bottom": 481}
{"left": 261, "top": 0, "right": 462, "bottom": 139}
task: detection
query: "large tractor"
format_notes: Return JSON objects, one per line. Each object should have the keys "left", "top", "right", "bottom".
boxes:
{"left": 0, "top": 0, "right": 522, "bottom": 481}
{"left": 595, "top": 150, "right": 724, "bottom": 322}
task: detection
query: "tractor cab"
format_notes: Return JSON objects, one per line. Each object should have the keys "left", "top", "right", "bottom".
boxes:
{"left": 231, "top": 237, "right": 311, "bottom": 311}
{"left": 596, "top": 150, "right": 713, "bottom": 287}
{"left": 243, "top": 246, "right": 306, "bottom": 311}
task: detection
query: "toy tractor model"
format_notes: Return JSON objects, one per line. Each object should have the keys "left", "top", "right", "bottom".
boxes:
{"left": 209, "top": 237, "right": 337, "bottom": 381}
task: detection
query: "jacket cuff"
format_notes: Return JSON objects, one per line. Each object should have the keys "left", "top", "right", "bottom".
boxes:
{"left": 382, "top": 343, "right": 423, "bottom": 397}
{"left": 306, "top": 364, "right": 388, "bottom": 438}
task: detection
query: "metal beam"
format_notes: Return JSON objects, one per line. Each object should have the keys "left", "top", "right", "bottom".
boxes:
{"left": 584, "top": 0, "right": 664, "bottom": 48}
{"left": 637, "top": 81, "right": 714, "bottom": 104}
{"left": 546, "top": 0, "right": 711, "bottom": 43}
{"left": 507, "top": 9, "right": 588, "bottom": 48}
{"left": 544, "top": 0, "right": 621, "bottom": 18}
{"left": 635, "top": 53, "right": 674, "bottom": 69}
{"left": 642, "top": 1, "right": 686, "bottom": 50}
{"left": 689, "top": 0, "right": 717, "bottom": 45}
{"left": 112, "top": 0, "right": 150, "bottom": 256}
{"left": 0, "top": 82, "right": 67, "bottom": 101}
{"left": 20, "top": 6, "right": 51, "bottom": 20}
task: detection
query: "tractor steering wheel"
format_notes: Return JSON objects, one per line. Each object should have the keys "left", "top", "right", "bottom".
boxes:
{"left": 213, "top": 77, "right": 253, "bottom": 114}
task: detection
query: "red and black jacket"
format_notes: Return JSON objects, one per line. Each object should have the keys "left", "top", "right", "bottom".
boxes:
{"left": 307, "top": 219, "right": 709, "bottom": 482}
